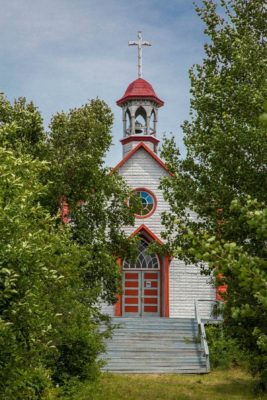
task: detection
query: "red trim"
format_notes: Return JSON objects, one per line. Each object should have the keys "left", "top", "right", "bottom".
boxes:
{"left": 114, "top": 258, "right": 122, "bottom": 316}
{"left": 160, "top": 257, "right": 163, "bottom": 317}
{"left": 120, "top": 135, "right": 160, "bottom": 145}
{"left": 117, "top": 227, "right": 169, "bottom": 318}
{"left": 164, "top": 256, "right": 170, "bottom": 317}
{"left": 129, "top": 224, "right": 164, "bottom": 245}
{"left": 111, "top": 142, "right": 172, "bottom": 176}
{"left": 117, "top": 95, "right": 164, "bottom": 107}
{"left": 132, "top": 187, "right": 157, "bottom": 219}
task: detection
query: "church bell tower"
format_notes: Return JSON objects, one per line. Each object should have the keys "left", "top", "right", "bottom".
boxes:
{"left": 116, "top": 32, "right": 164, "bottom": 156}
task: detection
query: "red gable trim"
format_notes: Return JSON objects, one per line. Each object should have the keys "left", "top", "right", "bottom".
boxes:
{"left": 111, "top": 142, "right": 171, "bottom": 175}
{"left": 129, "top": 224, "right": 164, "bottom": 245}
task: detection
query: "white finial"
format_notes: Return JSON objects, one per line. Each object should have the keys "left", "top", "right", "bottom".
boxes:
{"left": 128, "top": 31, "right": 151, "bottom": 78}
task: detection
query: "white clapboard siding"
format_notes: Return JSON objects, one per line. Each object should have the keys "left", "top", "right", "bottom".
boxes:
{"left": 99, "top": 302, "right": 115, "bottom": 317}
{"left": 169, "top": 258, "right": 216, "bottom": 319}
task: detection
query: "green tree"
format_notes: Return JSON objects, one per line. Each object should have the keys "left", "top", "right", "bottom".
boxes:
{"left": 0, "top": 93, "right": 45, "bottom": 158}
{"left": 160, "top": 0, "right": 267, "bottom": 388}
{"left": 0, "top": 96, "right": 138, "bottom": 398}
{"left": 46, "top": 99, "right": 138, "bottom": 304}
{"left": 0, "top": 146, "right": 107, "bottom": 398}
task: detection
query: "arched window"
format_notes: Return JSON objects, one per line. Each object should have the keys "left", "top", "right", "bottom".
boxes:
{"left": 125, "top": 108, "right": 131, "bottom": 135}
{"left": 135, "top": 106, "right": 147, "bottom": 134}
{"left": 150, "top": 109, "right": 156, "bottom": 134}
{"left": 123, "top": 239, "right": 160, "bottom": 270}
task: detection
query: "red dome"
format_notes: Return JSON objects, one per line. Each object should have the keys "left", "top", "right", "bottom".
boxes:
{"left": 117, "top": 78, "right": 164, "bottom": 107}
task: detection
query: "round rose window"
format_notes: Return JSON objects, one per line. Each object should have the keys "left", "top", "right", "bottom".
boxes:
{"left": 132, "top": 189, "right": 156, "bottom": 218}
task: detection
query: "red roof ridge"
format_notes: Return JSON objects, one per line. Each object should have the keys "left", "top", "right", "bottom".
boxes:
{"left": 111, "top": 142, "right": 172, "bottom": 175}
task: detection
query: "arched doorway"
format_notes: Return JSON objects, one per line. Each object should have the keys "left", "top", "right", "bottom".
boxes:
{"left": 122, "top": 239, "right": 160, "bottom": 317}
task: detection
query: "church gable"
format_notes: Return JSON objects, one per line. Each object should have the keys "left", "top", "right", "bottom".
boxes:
{"left": 112, "top": 142, "right": 171, "bottom": 175}
{"left": 118, "top": 146, "right": 169, "bottom": 180}
{"left": 117, "top": 146, "right": 170, "bottom": 239}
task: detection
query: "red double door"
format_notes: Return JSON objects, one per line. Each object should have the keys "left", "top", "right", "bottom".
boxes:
{"left": 123, "top": 270, "right": 160, "bottom": 316}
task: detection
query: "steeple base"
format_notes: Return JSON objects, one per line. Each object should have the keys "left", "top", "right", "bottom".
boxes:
{"left": 121, "top": 135, "right": 160, "bottom": 157}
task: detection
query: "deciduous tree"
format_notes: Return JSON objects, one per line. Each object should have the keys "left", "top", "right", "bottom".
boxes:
{"left": 160, "top": 0, "right": 267, "bottom": 388}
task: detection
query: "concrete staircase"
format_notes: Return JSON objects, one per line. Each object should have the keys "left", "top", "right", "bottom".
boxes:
{"left": 101, "top": 317, "right": 208, "bottom": 374}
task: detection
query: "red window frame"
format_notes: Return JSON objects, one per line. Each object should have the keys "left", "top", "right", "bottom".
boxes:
{"left": 131, "top": 187, "right": 157, "bottom": 219}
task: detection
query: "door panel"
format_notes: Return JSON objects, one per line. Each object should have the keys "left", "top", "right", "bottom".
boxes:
{"left": 125, "top": 306, "right": 138, "bottom": 313}
{"left": 144, "top": 306, "right": 158, "bottom": 312}
{"left": 144, "top": 289, "right": 157, "bottom": 296}
{"left": 125, "top": 297, "right": 139, "bottom": 304}
{"left": 125, "top": 273, "right": 139, "bottom": 279}
{"left": 125, "top": 289, "right": 138, "bottom": 296}
{"left": 144, "top": 272, "right": 158, "bottom": 279}
{"left": 125, "top": 281, "right": 139, "bottom": 287}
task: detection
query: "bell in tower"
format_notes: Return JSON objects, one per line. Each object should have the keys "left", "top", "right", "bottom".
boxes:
{"left": 135, "top": 120, "right": 143, "bottom": 134}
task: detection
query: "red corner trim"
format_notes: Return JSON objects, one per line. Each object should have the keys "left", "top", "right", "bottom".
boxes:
{"left": 120, "top": 135, "right": 160, "bottom": 145}
{"left": 129, "top": 224, "right": 164, "bottom": 245}
{"left": 164, "top": 256, "right": 170, "bottom": 317}
{"left": 111, "top": 142, "right": 172, "bottom": 175}
{"left": 114, "top": 258, "right": 122, "bottom": 317}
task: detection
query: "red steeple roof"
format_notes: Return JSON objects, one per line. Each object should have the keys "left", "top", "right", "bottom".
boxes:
{"left": 117, "top": 78, "right": 164, "bottom": 107}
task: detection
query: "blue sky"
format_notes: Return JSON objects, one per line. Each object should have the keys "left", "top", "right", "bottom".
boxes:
{"left": 0, "top": 0, "right": 207, "bottom": 166}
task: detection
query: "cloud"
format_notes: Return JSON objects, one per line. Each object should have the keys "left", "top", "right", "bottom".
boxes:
{"left": 0, "top": 0, "right": 206, "bottom": 165}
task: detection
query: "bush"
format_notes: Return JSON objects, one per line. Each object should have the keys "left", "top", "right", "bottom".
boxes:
{"left": 52, "top": 323, "right": 104, "bottom": 385}
{"left": 206, "top": 324, "right": 247, "bottom": 370}
{"left": 1, "top": 365, "right": 53, "bottom": 400}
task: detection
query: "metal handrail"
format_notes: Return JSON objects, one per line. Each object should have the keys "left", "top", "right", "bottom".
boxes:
{"left": 194, "top": 299, "right": 210, "bottom": 372}
{"left": 194, "top": 298, "right": 223, "bottom": 373}
{"left": 196, "top": 298, "right": 223, "bottom": 322}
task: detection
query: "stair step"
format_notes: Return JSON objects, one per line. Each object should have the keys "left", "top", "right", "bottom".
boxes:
{"left": 102, "top": 366, "right": 207, "bottom": 373}
{"left": 101, "top": 317, "right": 208, "bottom": 374}
{"left": 103, "top": 359, "right": 205, "bottom": 364}
{"left": 104, "top": 354, "right": 204, "bottom": 360}
{"left": 103, "top": 360, "right": 207, "bottom": 366}
{"left": 112, "top": 318, "right": 196, "bottom": 322}
{"left": 111, "top": 325, "right": 198, "bottom": 331}
{"left": 107, "top": 345, "right": 200, "bottom": 350}
{"left": 104, "top": 356, "right": 205, "bottom": 360}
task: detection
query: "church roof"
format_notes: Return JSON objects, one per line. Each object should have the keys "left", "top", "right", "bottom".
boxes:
{"left": 117, "top": 78, "right": 164, "bottom": 107}
{"left": 111, "top": 142, "right": 172, "bottom": 176}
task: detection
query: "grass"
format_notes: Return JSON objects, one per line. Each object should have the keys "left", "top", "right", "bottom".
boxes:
{"left": 64, "top": 369, "right": 267, "bottom": 400}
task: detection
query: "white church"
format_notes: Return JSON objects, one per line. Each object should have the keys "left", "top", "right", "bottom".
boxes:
{"left": 102, "top": 32, "right": 219, "bottom": 373}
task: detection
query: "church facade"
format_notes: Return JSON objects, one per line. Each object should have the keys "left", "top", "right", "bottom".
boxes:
{"left": 102, "top": 75, "right": 216, "bottom": 320}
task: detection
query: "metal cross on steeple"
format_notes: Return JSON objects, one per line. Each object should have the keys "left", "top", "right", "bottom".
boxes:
{"left": 128, "top": 31, "right": 151, "bottom": 78}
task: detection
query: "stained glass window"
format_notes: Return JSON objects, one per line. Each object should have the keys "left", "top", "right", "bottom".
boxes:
{"left": 132, "top": 190, "right": 156, "bottom": 217}
{"left": 123, "top": 239, "right": 159, "bottom": 269}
